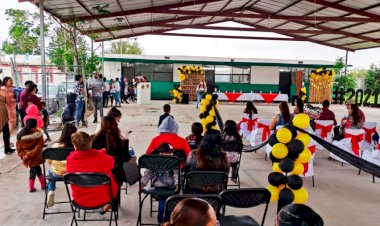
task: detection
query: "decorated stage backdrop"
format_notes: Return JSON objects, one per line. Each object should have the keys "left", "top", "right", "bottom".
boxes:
{"left": 309, "top": 69, "right": 334, "bottom": 103}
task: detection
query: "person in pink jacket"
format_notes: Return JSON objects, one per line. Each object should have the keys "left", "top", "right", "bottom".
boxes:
{"left": 24, "top": 104, "right": 44, "bottom": 129}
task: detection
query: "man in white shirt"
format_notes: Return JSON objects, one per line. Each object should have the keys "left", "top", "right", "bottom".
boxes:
{"left": 88, "top": 72, "right": 105, "bottom": 123}
{"left": 115, "top": 78, "right": 121, "bottom": 107}
{"left": 102, "top": 77, "right": 110, "bottom": 108}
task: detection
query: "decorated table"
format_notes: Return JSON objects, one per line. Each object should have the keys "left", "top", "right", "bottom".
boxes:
{"left": 215, "top": 92, "right": 288, "bottom": 103}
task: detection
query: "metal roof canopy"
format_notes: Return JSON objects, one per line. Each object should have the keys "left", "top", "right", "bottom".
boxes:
{"left": 21, "top": 0, "right": 380, "bottom": 52}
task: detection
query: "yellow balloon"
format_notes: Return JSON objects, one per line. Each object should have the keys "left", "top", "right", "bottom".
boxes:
{"left": 206, "top": 115, "right": 214, "bottom": 123}
{"left": 201, "top": 118, "right": 207, "bottom": 125}
{"left": 297, "top": 148, "right": 312, "bottom": 164}
{"left": 201, "top": 99, "right": 209, "bottom": 106}
{"left": 179, "top": 74, "right": 186, "bottom": 81}
{"left": 295, "top": 133, "right": 310, "bottom": 147}
{"left": 272, "top": 143, "right": 289, "bottom": 159}
{"left": 211, "top": 125, "right": 218, "bottom": 130}
{"left": 293, "top": 187, "right": 309, "bottom": 204}
{"left": 272, "top": 162, "right": 283, "bottom": 173}
{"left": 276, "top": 128, "right": 292, "bottom": 144}
{"left": 172, "top": 98, "right": 177, "bottom": 103}
{"left": 205, "top": 94, "right": 212, "bottom": 101}
{"left": 178, "top": 86, "right": 182, "bottom": 91}
{"left": 215, "top": 100, "right": 219, "bottom": 108}
{"left": 209, "top": 109, "right": 216, "bottom": 117}
{"left": 200, "top": 105, "right": 206, "bottom": 113}
{"left": 291, "top": 162, "right": 304, "bottom": 175}
{"left": 293, "top": 113, "right": 310, "bottom": 129}
{"left": 266, "top": 185, "right": 280, "bottom": 202}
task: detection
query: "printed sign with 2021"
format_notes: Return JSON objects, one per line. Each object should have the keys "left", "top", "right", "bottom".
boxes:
{"left": 333, "top": 88, "right": 380, "bottom": 107}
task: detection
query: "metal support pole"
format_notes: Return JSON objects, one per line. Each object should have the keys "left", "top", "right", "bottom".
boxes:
{"left": 39, "top": 0, "right": 46, "bottom": 99}
{"left": 344, "top": 50, "right": 348, "bottom": 76}
{"left": 101, "top": 41, "right": 104, "bottom": 74}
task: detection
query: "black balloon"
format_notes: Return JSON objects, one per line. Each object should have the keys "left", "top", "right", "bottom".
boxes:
{"left": 268, "top": 134, "right": 278, "bottom": 146}
{"left": 206, "top": 105, "right": 212, "bottom": 111}
{"left": 212, "top": 94, "right": 219, "bottom": 100}
{"left": 286, "top": 175, "right": 303, "bottom": 190}
{"left": 270, "top": 152, "right": 281, "bottom": 163}
{"left": 279, "top": 158, "right": 295, "bottom": 173}
{"left": 288, "top": 139, "right": 305, "bottom": 154}
{"left": 199, "top": 113, "right": 205, "bottom": 119}
{"left": 279, "top": 188, "right": 294, "bottom": 204}
{"left": 268, "top": 172, "right": 286, "bottom": 187}
{"left": 202, "top": 93, "right": 207, "bottom": 98}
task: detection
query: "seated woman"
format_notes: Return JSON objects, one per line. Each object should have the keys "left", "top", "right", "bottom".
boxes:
{"left": 221, "top": 120, "right": 242, "bottom": 183}
{"left": 163, "top": 198, "right": 217, "bottom": 226}
{"left": 95, "top": 106, "right": 123, "bottom": 134}
{"left": 146, "top": 117, "right": 191, "bottom": 156}
{"left": 334, "top": 103, "right": 364, "bottom": 141}
{"left": 269, "top": 102, "right": 293, "bottom": 131}
{"left": 185, "top": 122, "right": 203, "bottom": 149}
{"left": 92, "top": 116, "right": 133, "bottom": 185}
{"left": 185, "top": 129, "right": 230, "bottom": 192}
{"left": 238, "top": 101, "right": 258, "bottom": 138}
{"left": 293, "top": 97, "right": 304, "bottom": 115}
{"left": 67, "top": 131, "right": 119, "bottom": 212}
{"left": 46, "top": 123, "right": 77, "bottom": 207}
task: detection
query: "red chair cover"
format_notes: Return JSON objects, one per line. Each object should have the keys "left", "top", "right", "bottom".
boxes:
{"left": 302, "top": 145, "right": 316, "bottom": 175}
{"left": 257, "top": 122, "right": 270, "bottom": 142}
{"left": 241, "top": 118, "right": 258, "bottom": 132}
{"left": 363, "top": 127, "right": 376, "bottom": 143}
{"left": 315, "top": 124, "right": 333, "bottom": 139}
{"left": 344, "top": 133, "right": 364, "bottom": 156}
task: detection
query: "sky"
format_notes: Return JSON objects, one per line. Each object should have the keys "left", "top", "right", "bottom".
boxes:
{"left": 1, "top": 0, "right": 380, "bottom": 69}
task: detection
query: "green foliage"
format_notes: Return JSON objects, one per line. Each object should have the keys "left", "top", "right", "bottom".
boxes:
{"left": 365, "top": 64, "right": 380, "bottom": 91}
{"left": 84, "top": 54, "right": 102, "bottom": 77}
{"left": 333, "top": 57, "right": 357, "bottom": 90}
{"left": 105, "top": 39, "right": 143, "bottom": 54}
{"left": 1, "top": 9, "right": 42, "bottom": 54}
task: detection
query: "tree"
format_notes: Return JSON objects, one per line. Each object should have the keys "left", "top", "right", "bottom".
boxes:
{"left": 1, "top": 9, "right": 43, "bottom": 55}
{"left": 365, "top": 64, "right": 380, "bottom": 91}
{"left": 105, "top": 39, "right": 143, "bottom": 54}
{"left": 333, "top": 57, "right": 357, "bottom": 90}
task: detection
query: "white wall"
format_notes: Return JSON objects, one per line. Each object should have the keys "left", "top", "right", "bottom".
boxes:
{"left": 173, "top": 63, "right": 181, "bottom": 82}
{"left": 251, "top": 66, "right": 279, "bottom": 84}
{"left": 103, "top": 61, "right": 122, "bottom": 79}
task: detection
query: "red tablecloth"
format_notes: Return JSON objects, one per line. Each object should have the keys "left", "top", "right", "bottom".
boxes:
{"left": 260, "top": 93, "right": 279, "bottom": 104}
{"left": 225, "top": 92, "right": 242, "bottom": 102}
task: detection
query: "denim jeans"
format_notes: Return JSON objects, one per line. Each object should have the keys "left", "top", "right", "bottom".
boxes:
{"left": 92, "top": 96, "right": 103, "bottom": 121}
{"left": 47, "top": 170, "right": 63, "bottom": 191}
{"left": 196, "top": 92, "right": 203, "bottom": 109}
{"left": 115, "top": 92, "right": 121, "bottom": 106}
{"left": 158, "top": 195, "right": 167, "bottom": 223}
{"left": 75, "top": 99, "right": 84, "bottom": 125}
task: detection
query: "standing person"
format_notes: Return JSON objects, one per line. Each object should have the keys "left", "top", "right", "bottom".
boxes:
{"left": 115, "top": 78, "right": 121, "bottom": 107}
{"left": 158, "top": 104, "right": 173, "bottom": 127}
{"left": 109, "top": 79, "right": 116, "bottom": 107}
{"left": 121, "top": 77, "right": 127, "bottom": 103}
{"left": 196, "top": 81, "right": 207, "bottom": 109}
{"left": 24, "top": 104, "right": 44, "bottom": 129}
{"left": 125, "top": 85, "right": 136, "bottom": 103}
{"left": 102, "top": 77, "right": 110, "bottom": 108}
{"left": 221, "top": 120, "right": 242, "bottom": 183}
{"left": 41, "top": 102, "right": 51, "bottom": 142}
{"left": 0, "top": 82, "right": 15, "bottom": 154}
{"left": 73, "top": 74, "right": 87, "bottom": 127}
{"left": 25, "top": 84, "right": 42, "bottom": 110}
{"left": 19, "top": 80, "right": 34, "bottom": 127}
{"left": 16, "top": 118, "right": 45, "bottom": 192}
{"left": 1, "top": 77, "right": 17, "bottom": 134}
{"left": 88, "top": 72, "right": 104, "bottom": 123}
{"left": 269, "top": 102, "right": 293, "bottom": 131}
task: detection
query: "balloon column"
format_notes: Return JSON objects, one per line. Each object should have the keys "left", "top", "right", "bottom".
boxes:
{"left": 199, "top": 94, "right": 219, "bottom": 133}
{"left": 266, "top": 113, "right": 312, "bottom": 210}
{"left": 172, "top": 65, "right": 205, "bottom": 104}
{"left": 172, "top": 85, "right": 183, "bottom": 103}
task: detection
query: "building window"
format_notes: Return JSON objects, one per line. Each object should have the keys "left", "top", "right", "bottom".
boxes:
{"left": 215, "top": 66, "right": 250, "bottom": 83}
{"left": 130, "top": 63, "right": 173, "bottom": 82}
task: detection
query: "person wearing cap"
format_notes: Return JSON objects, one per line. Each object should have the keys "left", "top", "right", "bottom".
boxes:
{"left": 345, "top": 99, "right": 365, "bottom": 122}
{"left": 146, "top": 116, "right": 191, "bottom": 156}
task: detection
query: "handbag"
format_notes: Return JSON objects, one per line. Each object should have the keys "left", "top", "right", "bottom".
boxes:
{"left": 122, "top": 147, "right": 139, "bottom": 185}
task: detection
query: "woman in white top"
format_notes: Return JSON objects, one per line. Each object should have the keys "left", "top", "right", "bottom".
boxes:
{"left": 114, "top": 78, "right": 121, "bottom": 107}
{"left": 196, "top": 80, "right": 207, "bottom": 109}
{"left": 109, "top": 79, "right": 116, "bottom": 107}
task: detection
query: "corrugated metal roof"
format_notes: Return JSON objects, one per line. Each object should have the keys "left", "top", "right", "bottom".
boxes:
{"left": 21, "top": 0, "right": 380, "bottom": 51}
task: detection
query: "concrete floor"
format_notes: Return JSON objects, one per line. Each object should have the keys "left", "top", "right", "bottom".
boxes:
{"left": 0, "top": 100, "right": 380, "bottom": 226}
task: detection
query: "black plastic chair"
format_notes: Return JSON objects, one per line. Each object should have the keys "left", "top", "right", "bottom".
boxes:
{"left": 42, "top": 147, "right": 74, "bottom": 219}
{"left": 137, "top": 155, "right": 181, "bottom": 226}
{"left": 220, "top": 141, "right": 244, "bottom": 188}
{"left": 64, "top": 173, "right": 118, "bottom": 226}
{"left": 219, "top": 188, "right": 271, "bottom": 226}
{"left": 163, "top": 194, "right": 223, "bottom": 222}
{"left": 184, "top": 171, "right": 229, "bottom": 194}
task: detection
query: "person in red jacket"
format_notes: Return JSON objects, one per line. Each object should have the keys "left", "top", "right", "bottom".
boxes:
{"left": 66, "top": 131, "right": 119, "bottom": 210}
{"left": 146, "top": 116, "right": 191, "bottom": 156}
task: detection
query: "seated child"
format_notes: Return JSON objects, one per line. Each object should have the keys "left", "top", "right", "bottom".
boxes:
{"left": 140, "top": 143, "right": 179, "bottom": 224}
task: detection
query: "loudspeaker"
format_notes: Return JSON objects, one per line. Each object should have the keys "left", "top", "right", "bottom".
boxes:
{"left": 182, "top": 93, "right": 189, "bottom": 104}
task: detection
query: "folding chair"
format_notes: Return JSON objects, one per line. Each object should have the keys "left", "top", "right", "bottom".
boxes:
{"left": 315, "top": 120, "right": 334, "bottom": 150}
{"left": 219, "top": 188, "right": 271, "bottom": 226}
{"left": 64, "top": 173, "right": 118, "bottom": 226}
{"left": 137, "top": 155, "right": 181, "bottom": 226}
{"left": 184, "top": 171, "right": 228, "bottom": 194}
{"left": 250, "top": 119, "right": 271, "bottom": 147}
{"left": 331, "top": 129, "right": 365, "bottom": 165}
{"left": 42, "top": 147, "right": 74, "bottom": 219}
{"left": 163, "top": 194, "right": 222, "bottom": 222}
{"left": 220, "top": 141, "right": 244, "bottom": 188}
{"left": 362, "top": 122, "right": 377, "bottom": 151}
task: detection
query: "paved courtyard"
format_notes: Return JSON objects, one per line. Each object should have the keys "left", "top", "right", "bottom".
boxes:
{"left": 0, "top": 100, "right": 380, "bottom": 226}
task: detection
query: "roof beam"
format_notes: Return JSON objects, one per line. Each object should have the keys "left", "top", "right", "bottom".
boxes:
{"left": 151, "top": 23, "right": 336, "bottom": 34}
{"left": 115, "top": 0, "right": 134, "bottom": 36}
{"left": 155, "top": 32, "right": 300, "bottom": 41}
{"left": 157, "top": 9, "right": 380, "bottom": 22}
{"left": 304, "top": 0, "right": 380, "bottom": 20}
{"left": 206, "top": 0, "right": 233, "bottom": 24}
{"left": 61, "top": 0, "right": 221, "bottom": 23}
{"left": 233, "top": 19, "right": 354, "bottom": 51}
